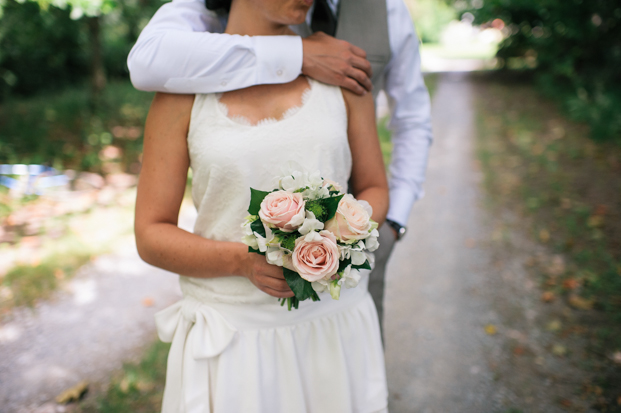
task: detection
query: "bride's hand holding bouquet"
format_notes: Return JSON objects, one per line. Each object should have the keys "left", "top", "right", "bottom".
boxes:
{"left": 241, "top": 167, "right": 379, "bottom": 310}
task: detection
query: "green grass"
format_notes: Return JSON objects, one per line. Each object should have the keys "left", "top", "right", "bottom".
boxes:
{"left": 79, "top": 340, "right": 170, "bottom": 413}
{"left": 2, "top": 253, "right": 92, "bottom": 308}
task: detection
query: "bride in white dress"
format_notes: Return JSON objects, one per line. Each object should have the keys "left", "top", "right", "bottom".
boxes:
{"left": 134, "top": 0, "right": 390, "bottom": 412}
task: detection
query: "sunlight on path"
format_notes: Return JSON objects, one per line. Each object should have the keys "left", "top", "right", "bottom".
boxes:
{"left": 384, "top": 73, "right": 502, "bottom": 412}
{"left": 0, "top": 203, "right": 196, "bottom": 412}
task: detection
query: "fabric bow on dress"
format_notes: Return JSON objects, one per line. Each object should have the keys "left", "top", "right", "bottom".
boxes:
{"left": 155, "top": 297, "right": 237, "bottom": 413}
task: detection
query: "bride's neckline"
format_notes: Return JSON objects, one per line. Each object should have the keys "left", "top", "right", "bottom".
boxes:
{"left": 214, "top": 78, "right": 315, "bottom": 127}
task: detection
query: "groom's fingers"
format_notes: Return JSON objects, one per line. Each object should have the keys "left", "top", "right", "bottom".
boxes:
{"left": 345, "top": 66, "right": 373, "bottom": 95}
{"left": 302, "top": 33, "right": 372, "bottom": 96}
{"left": 350, "top": 54, "right": 373, "bottom": 79}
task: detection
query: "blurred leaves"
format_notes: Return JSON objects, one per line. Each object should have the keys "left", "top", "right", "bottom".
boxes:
{"left": 0, "top": 0, "right": 166, "bottom": 99}
{"left": 464, "top": 0, "right": 621, "bottom": 141}
{"left": 0, "top": 81, "right": 152, "bottom": 172}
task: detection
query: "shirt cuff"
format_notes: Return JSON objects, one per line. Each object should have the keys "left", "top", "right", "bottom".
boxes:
{"left": 387, "top": 185, "right": 422, "bottom": 227}
{"left": 253, "top": 35, "right": 303, "bottom": 84}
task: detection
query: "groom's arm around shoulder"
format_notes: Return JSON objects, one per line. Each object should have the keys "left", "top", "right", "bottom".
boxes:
{"left": 383, "top": 0, "right": 433, "bottom": 228}
{"left": 127, "top": 0, "right": 303, "bottom": 93}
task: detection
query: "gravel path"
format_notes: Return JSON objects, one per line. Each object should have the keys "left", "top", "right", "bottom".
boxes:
{"left": 384, "top": 72, "right": 500, "bottom": 412}
{"left": 0, "top": 205, "right": 195, "bottom": 413}
{"left": 384, "top": 72, "right": 594, "bottom": 413}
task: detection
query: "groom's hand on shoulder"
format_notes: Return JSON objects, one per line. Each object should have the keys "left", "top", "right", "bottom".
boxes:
{"left": 302, "top": 32, "right": 373, "bottom": 96}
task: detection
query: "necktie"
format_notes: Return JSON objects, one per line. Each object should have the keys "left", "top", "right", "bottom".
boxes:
{"left": 311, "top": 0, "right": 337, "bottom": 36}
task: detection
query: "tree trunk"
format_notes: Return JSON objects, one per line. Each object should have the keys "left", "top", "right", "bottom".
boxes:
{"left": 87, "top": 16, "right": 106, "bottom": 109}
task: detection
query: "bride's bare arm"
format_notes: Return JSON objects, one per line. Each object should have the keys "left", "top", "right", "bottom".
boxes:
{"left": 342, "top": 90, "right": 390, "bottom": 226}
{"left": 135, "top": 93, "right": 293, "bottom": 298}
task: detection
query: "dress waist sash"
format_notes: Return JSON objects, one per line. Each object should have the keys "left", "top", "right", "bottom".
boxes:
{"left": 155, "top": 271, "right": 370, "bottom": 413}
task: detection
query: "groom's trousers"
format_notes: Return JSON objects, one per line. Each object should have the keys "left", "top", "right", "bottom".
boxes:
{"left": 368, "top": 223, "right": 397, "bottom": 338}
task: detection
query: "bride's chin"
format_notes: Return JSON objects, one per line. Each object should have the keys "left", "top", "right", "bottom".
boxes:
{"left": 280, "top": 11, "right": 309, "bottom": 26}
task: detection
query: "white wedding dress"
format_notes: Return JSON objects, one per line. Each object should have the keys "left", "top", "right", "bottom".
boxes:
{"left": 155, "top": 78, "right": 388, "bottom": 413}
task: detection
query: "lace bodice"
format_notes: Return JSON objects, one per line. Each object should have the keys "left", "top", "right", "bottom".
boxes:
{"left": 181, "top": 79, "right": 352, "bottom": 304}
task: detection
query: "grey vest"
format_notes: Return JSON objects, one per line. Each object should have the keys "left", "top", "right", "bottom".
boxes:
{"left": 294, "top": 0, "right": 391, "bottom": 98}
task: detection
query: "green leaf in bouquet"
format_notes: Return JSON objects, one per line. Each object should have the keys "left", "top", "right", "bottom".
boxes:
{"left": 352, "top": 260, "right": 372, "bottom": 271}
{"left": 250, "top": 219, "right": 266, "bottom": 238}
{"left": 338, "top": 258, "right": 352, "bottom": 273}
{"left": 280, "top": 234, "right": 297, "bottom": 252}
{"left": 305, "top": 200, "right": 326, "bottom": 221}
{"left": 321, "top": 194, "right": 344, "bottom": 222}
{"left": 283, "top": 268, "right": 316, "bottom": 301}
{"left": 248, "top": 188, "right": 271, "bottom": 215}
{"left": 338, "top": 257, "right": 371, "bottom": 272}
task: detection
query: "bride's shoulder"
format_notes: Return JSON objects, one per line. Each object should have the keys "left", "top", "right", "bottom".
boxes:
{"left": 338, "top": 87, "right": 375, "bottom": 118}
{"left": 151, "top": 92, "right": 195, "bottom": 114}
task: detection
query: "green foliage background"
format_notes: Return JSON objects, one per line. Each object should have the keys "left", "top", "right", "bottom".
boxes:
{"left": 465, "top": 0, "right": 621, "bottom": 141}
{"left": 0, "top": 0, "right": 164, "bottom": 100}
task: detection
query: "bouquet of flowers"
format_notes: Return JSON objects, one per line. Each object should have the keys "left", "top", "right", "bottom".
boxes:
{"left": 241, "top": 167, "right": 379, "bottom": 310}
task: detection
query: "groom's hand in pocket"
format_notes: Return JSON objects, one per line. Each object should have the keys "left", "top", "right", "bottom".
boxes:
{"left": 244, "top": 254, "right": 295, "bottom": 298}
{"left": 302, "top": 32, "right": 373, "bottom": 96}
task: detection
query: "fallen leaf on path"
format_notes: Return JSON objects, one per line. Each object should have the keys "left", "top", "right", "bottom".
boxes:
{"left": 546, "top": 320, "right": 562, "bottom": 332}
{"left": 552, "top": 344, "right": 567, "bottom": 357}
{"left": 513, "top": 346, "right": 525, "bottom": 356}
{"left": 539, "top": 229, "right": 550, "bottom": 243}
{"left": 484, "top": 324, "right": 497, "bottom": 335}
{"left": 142, "top": 297, "right": 154, "bottom": 307}
{"left": 562, "top": 278, "right": 580, "bottom": 290}
{"left": 594, "top": 204, "right": 607, "bottom": 216}
{"left": 587, "top": 215, "right": 604, "bottom": 228}
{"left": 559, "top": 399, "right": 572, "bottom": 408}
{"left": 568, "top": 294, "right": 594, "bottom": 310}
{"left": 55, "top": 381, "right": 88, "bottom": 404}
{"left": 541, "top": 291, "right": 555, "bottom": 303}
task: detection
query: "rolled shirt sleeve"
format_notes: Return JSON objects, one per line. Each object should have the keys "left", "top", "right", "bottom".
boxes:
{"left": 383, "top": 0, "right": 433, "bottom": 227}
{"left": 127, "top": 0, "right": 303, "bottom": 93}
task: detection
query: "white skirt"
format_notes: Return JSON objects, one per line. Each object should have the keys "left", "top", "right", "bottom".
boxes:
{"left": 155, "top": 273, "right": 388, "bottom": 413}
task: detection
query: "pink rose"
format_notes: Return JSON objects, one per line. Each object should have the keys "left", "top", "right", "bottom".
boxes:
{"left": 259, "top": 191, "right": 306, "bottom": 232}
{"left": 292, "top": 231, "right": 340, "bottom": 282}
{"left": 324, "top": 194, "right": 372, "bottom": 243}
